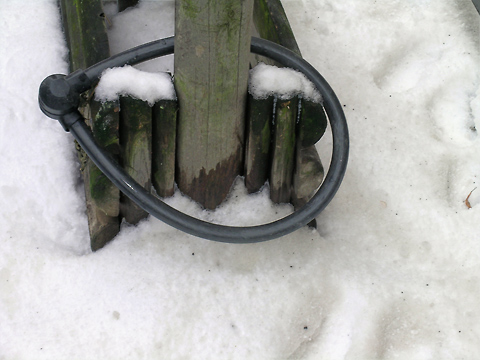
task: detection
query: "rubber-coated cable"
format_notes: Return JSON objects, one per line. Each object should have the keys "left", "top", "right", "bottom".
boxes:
{"left": 38, "top": 36, "right": 349, "bottom": 243}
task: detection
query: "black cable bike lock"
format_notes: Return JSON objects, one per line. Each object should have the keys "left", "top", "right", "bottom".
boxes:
{"left": 38, "top": 36, "right": 349, "bottom": 244}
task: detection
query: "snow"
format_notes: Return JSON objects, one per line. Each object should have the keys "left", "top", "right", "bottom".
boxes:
{"left": 104, "top": 0, "right": 175, "bottom": 73}
{"left": 1, "top": 0, "right": 480, "bottom": 359}
{"left": 95, "top": 66, "right": 176, "bottom": 104}
{"left": 249, "top": 63, "right": 322, "bottom": 102}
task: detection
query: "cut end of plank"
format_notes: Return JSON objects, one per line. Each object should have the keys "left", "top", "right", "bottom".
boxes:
{"left": 176, "top": 147, "right": 243, "bottom": 210}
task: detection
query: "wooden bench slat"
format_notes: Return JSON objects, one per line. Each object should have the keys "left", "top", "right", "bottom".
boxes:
{"left": 174, "top": 0, "right": 254, "bottom": 210}
{"left": 152, "top": 99, "right": 178, "bottom": 198}
{"left": 269, "top": 98, "right": 298, "bottom": 204}
{"left": 244, "top": 94, "right": 274, "bottom": 193}
{"left": 60, "top": 0, "right": 121, "bottom": 250}
{"left": 119, "top": 96, "right": 152, "bottom": 224}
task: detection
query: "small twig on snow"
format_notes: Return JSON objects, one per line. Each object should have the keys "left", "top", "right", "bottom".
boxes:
{"left": 465, "top": 187, "right": 477, "bottom": 209}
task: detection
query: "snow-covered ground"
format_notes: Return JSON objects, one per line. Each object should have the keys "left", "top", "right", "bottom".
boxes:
{"left": 1, "top": 0, "right": 480, "bottom": 359}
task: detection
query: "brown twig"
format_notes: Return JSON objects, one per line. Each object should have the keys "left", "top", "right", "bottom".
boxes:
{"left": 465, "top": 187, "right": 477, "bottom": 209}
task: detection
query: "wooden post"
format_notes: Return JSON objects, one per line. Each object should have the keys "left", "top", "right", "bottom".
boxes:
{"left": 174, "top": 0, "right": 254, "bottom": 210}
{"left": 60, "top": 0, "right": 121, "bottom": 250}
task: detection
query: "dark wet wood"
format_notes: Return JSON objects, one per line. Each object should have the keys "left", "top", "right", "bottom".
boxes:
{"left": 152, "top": 99, "right": 178, "bottom": 198}
{"left": 269, "top": 98, "right": 298, "bottom": 203}
{"left": 292, "top": 145, "right": 324, "bottom": 209}
{"left": 251, "top": 0, "right": 301, "bottom": 67}
{"left": 60, "top": 0, "right": 110, "bottom": 72}
{"left": 60, "top": 0, "right": 121, "bottom": 250}
{"left": 244, "top": 94, "right": 274, "bottom": 193}
{"left": 251, "top": 0, "right": 326, "bottom": 223}
{"left": 292, "top": 98, "right": 326, "bottom": 205}
{"left": 119, "top": 96, "right": 152, "bottom": 224}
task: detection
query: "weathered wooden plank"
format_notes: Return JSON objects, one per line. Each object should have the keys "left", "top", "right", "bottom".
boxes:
{"left": 299, "top": 98, "right": 327, "bottom": 148}
{"left": 291, "top": 144, "right": 323, "bottom": 228}
{"left": 82, "top": 159, "right": 120, "bottom": 251}
{"left": 152, "top": 99, "right": 178, "bottom": 198}
{"left": 174, "top": 0, "right": 254, "bottom": 210}
{"left": 269, "top": 98, "right": 297, "bottom": 203}
{"left": 74, "top": 134, "right": 120, "bottom": 251}
{"left": 292, "top": 98, "right": 326, "bottom": 227}
{"left": 60, "top": 0, "right": 120, "bottom": 250}
{"left": 251, "top": 0, "right": 326, "bottom": 222}
{"left": 119, "top": 96, "right": 152, "bottom": 224}
{"left": 78, "top": 98, "right": 121, "bottom": 249}
{"left": 253, "top": 0, "right": 301, "bottom": 56}
{"left": 60, "top": 0, "right": 110, "bottom": 72}
{"left": 291, "top": 98, "right": 326, "bottom": 204}
{"left": 244, "top": 94, "right": 274, "bottom": 193}
{"left": 251, "top": 0, "right": 301, "bottom": 67}
{"left": 89, "top": 100, "right": 121, "bottom": 216}
{"left": 291, "top": 145, "right": 324, "bottom": 208}
{"left": 472, "top": 0, "right": 480, "bottom": 15}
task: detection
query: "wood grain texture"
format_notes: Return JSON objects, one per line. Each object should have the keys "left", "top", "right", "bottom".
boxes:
{"left": 174, "top": 0, "right": 254, "bottom": 209}
{"left": 244, "top": 94, "right": 274, "bottom": 193}
{"left": 292, "top": 99, "right": 326, "bottom": 229}
{"left": 119, "top": 96, "right": 152, "bottom": 224}
{"left": 60, "top": 0, "right": 120, "bottom": 250}
{"left": 251, "top": 0, "right": 301, "bottom": 67}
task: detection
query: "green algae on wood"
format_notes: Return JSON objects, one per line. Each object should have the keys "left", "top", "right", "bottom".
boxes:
{"left": 119, "top": 96, "right": 152, "bottom": 224}
{"left": 292, "top": 98, "right": 327, "bottom": 200}
{"left": 291, "top": 144, "right": 324, "bottom": 229}
{"left": 60, "top": 0, "right": 120, "bottom": 250}
{"left": 174, "top": 0, "right": 254, "bottom": 210}
{"left": 244, "top": 94, "right": 274, "bottom": 193}
{"left": 79, "top": 96, "right": 121, "bottom": 250}
{"left": 59, "top": 0, "right": 110, "bottom": 72}
{"left": 89, "top": 99, "right": 121, "bottom": 216}
{"left": 299, "top": 99, "right": 327, "bottom": 147}
{"left": 82, "top": 160, "right": 121, "bottom": 251}
{"left": 251, "top": 0, "right": 301, "bottom": 67}
{"left": 152, "top": 99, "right": 178, "bottom": 198}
